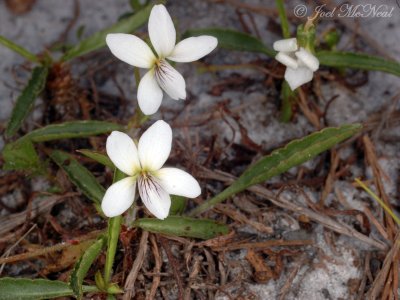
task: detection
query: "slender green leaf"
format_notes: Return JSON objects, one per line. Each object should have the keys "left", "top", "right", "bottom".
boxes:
{"left": 275, "top": 0, "right": 290, "bottom": 39}
{"left": 190, "top": 123, "right": 362, "bottom": 216}
{"left": 0, "top": 35, "right": 39, "bottom": 63}
{"left": 2, "top": 138, "right": 41, "bottom": 172}
{"left": 104, "top": 216, "right": 122, "bottom": 285}
{"left": 317, "top": 51, "right": 400, "bottom": 77}
{"left": 0, "top": 278, "right": 98, "bottom": 300}
{"left": 6, "top": 67, "right": 48, "bottom": 137}
{"left": 103, "top": 168, "right": 125, "bottom": 289}
{"left": 133, "top": 216, "right": 229, "bottom": 239}
{"left": 70, "top": 236, "right": 106, "bottom": 299}
{"left": 62, "top": 3, "right": 153, "bottom": 61}
{"left": 183, "top": 28, "right": 275, "bottom": 57}
{"left": 77, "top": 149, "right": 114, "bottom": 168}
{"left": 50, "top": 150, "right": 105, "bottom": 208}
{"left": 25, "top": 121, "right": 123, "bottom": 142}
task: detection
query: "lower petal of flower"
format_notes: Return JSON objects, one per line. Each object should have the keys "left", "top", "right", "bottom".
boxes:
{"left": 138, "top": 69, "right": 164, "bottom": 115}
{"left": 101, "top": 177, "right": 136, "bottom": 217}
{"left": 154, "top": 60, "right": 186, "bottom": 100}
{"left": 284, "top": 67, "right": 314, "bottom": 91}
{"left": 138, "top": 174, "right": 171, "bottom": 219}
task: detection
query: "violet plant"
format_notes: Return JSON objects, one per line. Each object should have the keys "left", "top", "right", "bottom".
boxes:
{"left": 0, "top": 1, "right": 398, "bottom": 299}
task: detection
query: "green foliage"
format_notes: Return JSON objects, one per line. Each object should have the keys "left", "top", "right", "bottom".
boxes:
{"left": 317, "top": 51, "right": 400, "bottom": 77}
{"left": 77, "top": 149, "right": 114, "bottom": 168}
{"left": 2, "top": 138, "right": 42, "bottom": 172}
{"left": 183, "top": 27, "right": 275, "bottom": 57}
{"left": 190, "top": 124, "right": 362, "bottom": 216}
{"left": 104, "top": 216, "right": 122, "bottom": 285}
{"left": 70, "top": 236, "right": 106, "bottom": 299}
{"left": 5, "top": 67, "right": 48, "bottom": 138}
{"left": 62, "top": 3, "right": 153, "bottom": 61}
{"left": 0, "top": 278, "right": 98, "bottom": 300}
{"left": 170, "top": 195, "right": 186, "bottom": 215}
{"left": 0, "top": 35, "right": 39, "bottom": 63}
{"left": 133, "top": 216, "right": 229, "bottom": 239}
{"left": 280, "top": 81, "right": 296, "bottom": 122}
{"left": 50, "top": 150, "right": 105, "bottom": 210}
{"left": 275, "top": 0, "right": 290, "bottom": 39}
{"left": 25, "top": 121, "right": 123, "bottom": 142}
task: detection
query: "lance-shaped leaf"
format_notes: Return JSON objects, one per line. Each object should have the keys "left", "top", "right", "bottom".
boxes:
{"left": 133, "top": 216, "right": 229, "bottom": 239}
{"left": 317, "top": 51, "right": 400, "bottom": 77}
{"left": 6, "top": 67, "right": 48, "bottom": 137}
{"left": 70, "top": 236, "right": 106, "bottom": 299}
{"left": 0, "top": 35, "right": 39, "bottom": 63}
{"left": 50, "top": 150, "right": 105, "bottom": 210}
{"left": 183, "top": 27, "right": 275, "bottom": 57}
{"left": 25, "top": 121, "right": 123, "bottom": 142}
{"left": 190, "top": 123, "right": 362, "bottom": 216}
{"left": 0, "top": 278, "right": 98, "bottom": 300}
{"left": 77, "top": 149, "right": 114, "bottom": 169}
{"left": 61, "top": 3, "right": 152, "bottom": 61}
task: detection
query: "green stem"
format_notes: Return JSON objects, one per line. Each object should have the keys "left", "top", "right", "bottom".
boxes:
{"left": 103, "top": 216, "right": 122, "bottom": 284}
{"left": 275, "top": 0, "right": 290, "bottom": 39}
{"left": 280, "top": 81, "right": 296, "bottom": 122}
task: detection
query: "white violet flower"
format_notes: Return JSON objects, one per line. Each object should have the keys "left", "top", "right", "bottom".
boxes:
{"left": 273, "top": 38, "right": 319, "bottom": 91}
{"left": 101, "top": 120, "right": 201, "bottom": 219}
{"left": 106, "top": 4, "right": 218, "bottom": 115}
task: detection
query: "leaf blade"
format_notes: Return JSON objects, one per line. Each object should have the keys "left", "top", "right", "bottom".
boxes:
{"left": 70, "top": 237, "right": 106, "bottom": 299}
{"left": 5, "top": 67, "right": 48, "bottom": 137}
{"left": 0, "top": 278, "right": 98, "bottom": 300}
{"left": 183, "top": 27, "right": 275, "bottom": 57}
{"left": 190, "top": 123, "right": 362, "bottom": 216}
{"left": 50, "top": 150, "right": 105, "bottom": 208}
{"left": 133, "top": 216, "right": 229, "bottom": 239}
{"left": 317, "top": 51, "right": 400, "bottom": 76}
{"left": 77, "top": 149, "right": 114, "bottom": 169}
{"left": 25, "top": 121, "right": 123, "bottom": 142}
{"left": 0, "top": 35, "right": 39, "bottom": 63}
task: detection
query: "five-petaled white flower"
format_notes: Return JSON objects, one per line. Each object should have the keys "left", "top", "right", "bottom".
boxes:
{"left": 106, "top": 4, "right": 218, "bottom": 115}
{"left": 273, "top": 38, "right": 319, "bottom": 91}
{"left": 101, "top": 120, "right": 201, "bottom": 219}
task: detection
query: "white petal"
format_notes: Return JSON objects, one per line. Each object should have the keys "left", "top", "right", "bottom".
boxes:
{"left": 106, "top": 131, "right": 141, "bottom": 176}
{"left": 295, "top": 48, "right": 319, "bottom": 72}
{"left": 148, "top": 4, "right": 176, "bottom": 57}
{"left": 106, "top": 33, "right": 156, "bottom": 68}
{"left": 101, "top": 177, "right": 136, "bottom": 217}
{"left": 138, "top": 176, "right": 171, "bottom": 219}
{"left": 167, "top": 36, "right": 218, "bottom": 63}
{"left": 273, "top": 38, "right": 298, "bottom": 52}
{"left": 137, "top": 69, "right": 164, "bottom": 115}
{"left": 275, "top": 52, "right": 298, "bottom": 69}
{"left": 157, "top": 167, "right": 201, "bottom": 198}
{"left": 284, "top": 67, "right": 314, "bottom": 91}
{"left": 138, "top": 120, "right": 172, "bottom": 171}
{"left": 154, "top": 60, "right": 186, "bottom": 100}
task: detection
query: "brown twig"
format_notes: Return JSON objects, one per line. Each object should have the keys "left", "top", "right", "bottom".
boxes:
{"left": 124, "top": 230, "right": 149, "bottom": 300}
{"left": 159, "top": 236, "right": 184, "bottom": 300}
{"left": 147, "top": 234, "right": 162, "bottom": 300}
